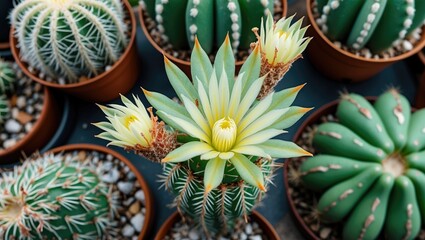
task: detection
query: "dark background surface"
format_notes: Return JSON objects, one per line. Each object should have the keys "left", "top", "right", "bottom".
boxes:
{"left": 1, "top": 1, "right": 423, "bottom": 239}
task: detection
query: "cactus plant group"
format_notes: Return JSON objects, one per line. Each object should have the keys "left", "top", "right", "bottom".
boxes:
{"left": 316, "top": 0, "right": 425, "bottom": 53}
{"left": 11, "top": 0, "right": 129, "bottom": 82}
{"left": 95, "top": 31, "right": 311, "bottom": 234}
{"left": 301, "top": 90, "right": 425, "bottom": 239}
{"left": 0, "top": 152, "right": 119, "bottom": 239}
{"left": 142, "top": 0, "right": 274, "bottom": 54}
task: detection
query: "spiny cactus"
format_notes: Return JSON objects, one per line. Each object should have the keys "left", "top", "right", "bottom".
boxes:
{"left": 0, "top": 95, "right": 10, "bottom": 124}
{"left": 150, "top": 0, "right": 273, "bottom": 54}
{"left": 316, "top": 0, "right": 425, "bottom": 53}
{"left": 0, "top": 59, "right": 16, "bottom": 95}
{"left": 0, "top": 152, "right": 119, "bottom": 239}
{"left": 95, "top": 36, "right": 311, "bottom": 235}
{"left": 11, "top": 0, "right": 129, "bottom": 82}
{"left": 301, "top": 90, "right": 425, "bottom": 240}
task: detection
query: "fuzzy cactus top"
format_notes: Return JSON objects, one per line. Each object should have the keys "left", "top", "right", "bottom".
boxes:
{"left": 301, "top": 90, "right": 425, "bottom": 240}
{"left": 11, "top": 0, "right": 129, "bottom": 82}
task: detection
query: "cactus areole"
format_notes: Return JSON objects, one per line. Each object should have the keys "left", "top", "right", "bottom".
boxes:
{"left": 301, "top": 90, "right": 425, "bottom": 240}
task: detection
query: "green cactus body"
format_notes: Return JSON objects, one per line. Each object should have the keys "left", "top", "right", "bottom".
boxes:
{"left": 238, "top": 0, "right": 273, "bottom": 49}
{"left": 318, "top": 0, "right": 425, "bottom": 53}
{"left": 141, "top": 0, "right": 156, "bottom": 18}
{"left": 155, "top": 0, "right": 274, "bottom": 53}
{"left": 186, "top": 0, "right": 214, "bottom": 53}
{"left": 215, "top": 0, "right": 242, "bottom": 51}
{"left": 11, "top": 0, "right": 128, "bottom": 82}
{"left": 301, "top": 90, "right": 425, "bottom": 239}
{"left": 156, "top": 0, "right": 189, "bottom": 49}
{"left": 163, "top": 157, "right": 272, "bottom": 234}
{"left": 0, "top": 153, "right": 118, "bottom": 239}
{"left": 0, "top": 95, "right": 10, "bottom": 124}
{"left": 0, "top": 60, "right": 16, "bottom": 95}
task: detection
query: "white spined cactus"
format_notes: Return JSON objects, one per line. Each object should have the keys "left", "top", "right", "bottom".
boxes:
{"left": 11, "top": 0, "right": 129, "bottom": 82}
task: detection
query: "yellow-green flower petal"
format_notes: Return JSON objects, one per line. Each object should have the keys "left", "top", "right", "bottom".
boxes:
{"left": 204, "top": 157, "right": 226, "bottom": 193}
{"left": 163, "top": 142, "right": 213, "bottom": 163}
{"left": 231, "top": 154, "right": 266, "bottom": 191}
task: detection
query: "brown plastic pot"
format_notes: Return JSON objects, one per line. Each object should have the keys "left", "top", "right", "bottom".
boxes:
{"left": 305, "top": 0, "right": 425, "bottom": 83}
{"left": 0, "top": 86, "right": 60, "bottom": 164}
{"left": 10, "top": 0, "right": 139, "bottom": 103}
{"left": 155, "top": 211, "right": 280, "bottom": 240}
{"left": 139, "top": 1, "right": 287, "bottom": 77}
{"left": 48, "top": 143, "right": 154, "bottom": 240}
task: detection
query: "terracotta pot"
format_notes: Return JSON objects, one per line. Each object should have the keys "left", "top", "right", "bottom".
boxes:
{"left": 305, "top": 0, "right": 425, "bottom": 82}
{"left": 139, "top": 1, "right": 287, "bottom": 77}
{"left": 10, "top": 0, "right": 139, "bottom": 103}
{"left": 155, "top": 211, "right": 280, "bottom": 240}
{"left": 0, "top": 86, "right": 60, "bottom": 164}
{"left": 48, "top": 143, "right": 154, "bottom": 240}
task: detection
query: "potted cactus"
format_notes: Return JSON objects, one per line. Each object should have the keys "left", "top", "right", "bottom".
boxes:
{"left": 139, "top": 0, "right": 287, "bottom": 76}
{"left": 284, "top": 90, "right": 425, "bottom": 239}
{"left": 306, "top": 0, "right": 425, "bottom": 82}
{"left": 0, "top": 143, "right": 154, "bottom": 239}
{"left": 9, "top": 0, "right": 139, "bottom": 102}
{"left": 94, "top": 15, "right": 311, "bottom": 237}
{"left": 0, "top": 59, "right": 60, "bottom": 164}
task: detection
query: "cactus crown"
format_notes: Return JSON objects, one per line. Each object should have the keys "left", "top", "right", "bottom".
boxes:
{"left": 316, "top": 0, "right": 425, "bottom": 53}
{"left": 0, "top": 152, "right": 119, "bottom": 239}
{"left": 95, "top": 35, "right": 311, "bottom": 234}
{"left": 301, "top": 89, "right": 425, "bottom": 239}
{"left": 144, "top": 0, "right": 275, "bottom": 54}
{"left": 11, "top": 0, "right": 129, "bottom": 82}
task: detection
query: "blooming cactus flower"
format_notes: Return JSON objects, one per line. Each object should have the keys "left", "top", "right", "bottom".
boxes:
{"left": 93, "top": 94, "right": 177, "bottom": 162}
{"left": 144, "top": 36, "right": 312, "bottom": 193}
{"left": 254, "top": 14, "right": 312, "bottom": 98}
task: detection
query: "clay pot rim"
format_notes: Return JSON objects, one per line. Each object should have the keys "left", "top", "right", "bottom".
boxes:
{"left": 9, "top": 0, "right": 136, "bottom": 89}
{"left": 138, "top": 0, "right": 288, "bottom": 70}
{"left": 47, "top": 143, "right": 154, "bottom": 240}
{"left": 306, "top": 0, "right": 425, "bottom": 64}
{"left": 154, "top": 210, "right": 280, "bottom": 240}
{"left": 418, "top": 50, "right": 425, "bottom": 65}
{"left": 0, "top": 86, "right": 52, "bottom": 160}
{"left": 283, "top": 96, "right": 414, "bottom": 239}
{"left": 0, "top": 41, "right": 9, "bottom": 50}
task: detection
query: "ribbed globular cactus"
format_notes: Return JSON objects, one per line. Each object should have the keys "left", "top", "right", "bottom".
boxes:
{"left": 301, "top": 90, "right": 425, "bottom": 240}
{"left": 95, "top": 36, "right": 311, "bottom": 235}
{"left": 316, "top": 0, "right": 425, "bottom": 53}
{"left": 0, "top": 59, "right": 16, "bottom": 95}
{"left": 147, "top": 0, "right": 273, "bottom": 53}
{"left": 11, "top": 0, "right": 129, "bottom": 82}
{"left": 0, "top": 152, "right": 119, "bottom": 239}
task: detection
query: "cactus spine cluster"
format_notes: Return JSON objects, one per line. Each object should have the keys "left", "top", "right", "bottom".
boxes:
{"left": 11, "top": 0, "right": 129, "bottom": 82}
{"left": 144, "top": 0, "right": 273, "bottom": 53}
{"left": 301, "top": 90, "right": 425, "bottom": 239}
{"left": 316, "top": 0, "right": 425, "bottom": 53}
{"left": 0, "top": 153, "right": 119, "bottom": 239}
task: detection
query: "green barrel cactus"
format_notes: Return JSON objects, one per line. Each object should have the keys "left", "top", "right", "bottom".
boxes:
{"left": 149, "top": 0, "right": 273, "bottom": 53}
{"left": 95, "top": 36, "right": 311, "bottom": 235}
{"left": 11, "top": 0, "right": 129, "bottom": 82}
{"left": 0, "top": 59, "right": 16, "bottom": 95}
{"left": 0, "top": 152, "right": 119, "bottom": 239}
{"left": 0, "top": 94, "right": 10, "bottom": 124}
{"left": 301, "top": 90, "right": 425, "bottom": 239}
{"left": 316, "top": 0, "right": 425, "bottom": 53}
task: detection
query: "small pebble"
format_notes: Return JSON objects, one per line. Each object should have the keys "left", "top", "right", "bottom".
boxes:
{"left": 122, "top": 224, "right": 136, "bottom": 237}
{"left": 3, "top": 139, "right": 16, "bottom": 149}
{"left": 5, "top": 119, "right": 22, "bottom": 133}
{"left": 320, "top": 227, "right": 331, "bottom": 239}
{"left": 118, "top": 181, "right": 134, "bottom": 194}
{"left": 102, "top": 169, "right": 120, "bottom": 183}
{"left": 130, "top": 213, "right": 145, "bottom": 232}
{"left": 129, "top": 201, "right": 141, "bottom": 214}
{"left": 135, "top": 190, "right": 145, "bottom": 203}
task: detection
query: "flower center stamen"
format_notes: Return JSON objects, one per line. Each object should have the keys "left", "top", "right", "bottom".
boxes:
{"left": 124, "top": 115, "right": 138, "bottom": 129}
{"left": 212, "top": 117, "right": 237, "bottom": 152}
